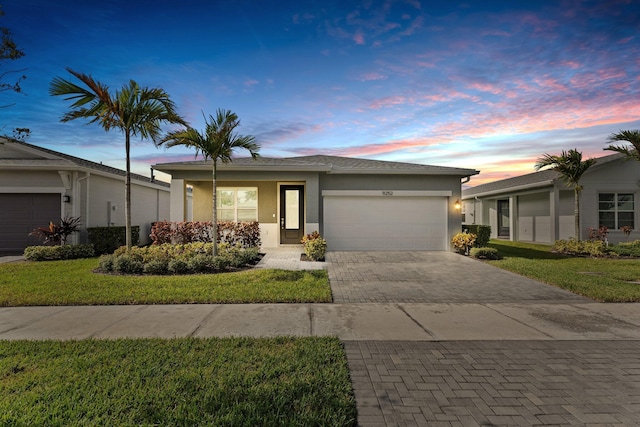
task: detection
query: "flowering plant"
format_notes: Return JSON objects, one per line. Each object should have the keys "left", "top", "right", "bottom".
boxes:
{"left": 451, "top": 232, "right": 476, "bottom": 255}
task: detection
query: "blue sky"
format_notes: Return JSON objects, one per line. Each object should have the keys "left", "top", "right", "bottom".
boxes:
{"left": 3, "top": 0, "right": 639, "bottom": 185}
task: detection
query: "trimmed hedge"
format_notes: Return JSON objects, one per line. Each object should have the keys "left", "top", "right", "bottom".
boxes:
{"left": 88, "top": 226, "right": 140, "bottom": 255}
{"left": 150, "top": 221, "right": 261, "bottom": 248}
{"left": 98, "top": 242, "right": 261, "bottom": 275}
{"left": 470, "top": 247, "right": 501, "bottom": 260}
{"left": 23, "top": 244, "right": 95, "bottom": 261}
{"left": 462, "top": 225, "right": 491, "bottom": 247}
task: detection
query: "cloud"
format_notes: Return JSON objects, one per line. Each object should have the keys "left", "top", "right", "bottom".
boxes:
{"left": 252, "top": 121, "right": 323, "bottom": 146}
{"left": 358, "top": 72, "right": 387, "bottom": 81}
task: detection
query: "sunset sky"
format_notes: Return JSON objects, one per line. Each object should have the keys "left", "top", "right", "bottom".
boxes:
{"left": 3, "top": 0, "right": 639, "bottom": 186}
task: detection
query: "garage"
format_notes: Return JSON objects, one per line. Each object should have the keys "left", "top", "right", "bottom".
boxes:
{"left": 0, "top": 193, "right": 61, "bottom": 254}
{"left": 323, "top": 191, "right": 448, "bottom": 251}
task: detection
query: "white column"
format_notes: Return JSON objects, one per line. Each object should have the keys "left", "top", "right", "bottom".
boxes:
{"left": 170, "top": 179, "right": 186, "bottom": 222}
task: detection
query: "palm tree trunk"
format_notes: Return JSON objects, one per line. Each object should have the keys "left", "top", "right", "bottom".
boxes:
{"left": 125, "top": 131, "right": 132, "bottom": 251}
{"left": 574, "top": 187, "right": 580, "bottom": 240}
{"left": 212, "top": 161, "right": 218, "bottom": 257}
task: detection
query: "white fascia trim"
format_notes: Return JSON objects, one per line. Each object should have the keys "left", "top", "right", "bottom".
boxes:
{"left": 327, "top": 169, "right": 479, "bottom": 176}
{"left": 322, "top": 190, "right": 453, "bottom": 197}
{"left": 0, "top": 187, "right": 66, "bottom": 193}
{"left": 462, "top": 180, "right": 555, "bottom": 200}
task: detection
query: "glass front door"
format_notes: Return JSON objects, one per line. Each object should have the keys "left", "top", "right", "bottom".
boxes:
{"left": 280, "top": 185, "right": 304, "bottom": 244}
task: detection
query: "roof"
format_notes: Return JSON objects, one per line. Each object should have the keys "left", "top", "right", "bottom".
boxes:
{"left": 0, "top": 138, "right": 169, "bottom": 187}
{"left": 153, "top": 154, "right": 479, "bottom": 176}
{"left": 463, "top": 153, "right": 624, "bottom": 198}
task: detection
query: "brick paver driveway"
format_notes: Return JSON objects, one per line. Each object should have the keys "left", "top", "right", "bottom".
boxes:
{"left": 327, "top": 251, "right": 587, "bottom": 304}
{"left": 327, "top": 251, "right": 640, "bottom": 426}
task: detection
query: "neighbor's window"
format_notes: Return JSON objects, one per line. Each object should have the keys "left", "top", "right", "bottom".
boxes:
{"left": 216, "top": 187, "right": 258, "bottom": 222}
{"left": 598, "top": 193, "right": 634, "bottom": 229}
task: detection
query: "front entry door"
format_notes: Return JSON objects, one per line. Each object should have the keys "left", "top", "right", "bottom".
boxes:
{"left": 497, "top": 199, "right": 510, "bottom": 238}
{"left": 280, "top": 185, "right": 305, "bottom": 244}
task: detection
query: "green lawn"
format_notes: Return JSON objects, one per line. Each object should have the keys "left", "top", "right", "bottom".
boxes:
{"left": 0, "top": 258, "right": 332, "bottom": 306}
{"left": 0, "top": 337, "right": 356, "bottom": 426}
{"left": 487, "top": 240, "right": 640, "bottom": 302}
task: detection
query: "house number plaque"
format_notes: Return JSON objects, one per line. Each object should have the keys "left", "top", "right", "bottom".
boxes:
{"left": 382, "top": 191, "right": 393, "bottom": 196}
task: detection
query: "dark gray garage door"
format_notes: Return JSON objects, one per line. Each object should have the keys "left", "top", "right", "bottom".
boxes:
{"left": 0, "top": 193, "right": 61, "bottom": 254}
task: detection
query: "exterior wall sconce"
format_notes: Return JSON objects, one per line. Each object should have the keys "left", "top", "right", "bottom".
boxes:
{"left": 63, "top": 195, "right": 71, "bottom": 203}
{"left": 454, "top": 199, "right": 461, "bottom": 210}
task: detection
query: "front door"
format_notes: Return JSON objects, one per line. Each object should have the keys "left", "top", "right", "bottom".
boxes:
{"left": 280, "top": 185, "right": 305, "bottom": 244}
{"left": 497, "top": 199, "right": 510, "bottom": 238}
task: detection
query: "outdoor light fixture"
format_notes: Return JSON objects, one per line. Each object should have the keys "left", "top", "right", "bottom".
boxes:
{"left": 454, "top": 199, "right": 461, "bottom": 210}
{"left": 63, "top": 195, "right": 71, "bottom": 203}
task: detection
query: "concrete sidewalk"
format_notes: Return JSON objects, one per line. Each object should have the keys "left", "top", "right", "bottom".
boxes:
{"left": 1, "top": 302, "right": 639, "bottom": 341}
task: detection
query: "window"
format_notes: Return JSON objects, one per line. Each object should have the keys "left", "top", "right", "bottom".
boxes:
{"left": 598, "top": 193, "right": 634, "bottom": 229}
{"left": 216, "top": 187, "right": 257, "bottom": 222}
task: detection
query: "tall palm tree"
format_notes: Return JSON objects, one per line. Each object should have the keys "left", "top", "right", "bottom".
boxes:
{"left": 159, "top": 109, "right": 259, "bottom": 256}
{"left": 604, "top": 130, "right": 640, "bottom": 162}
{"left": 535, "top": 149, "right": 596, "bottom": 240}
{"left": 49, "top": 68, "right": 187, "bottom": 250}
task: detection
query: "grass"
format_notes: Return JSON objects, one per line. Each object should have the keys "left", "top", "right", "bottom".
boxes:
{"left": 487, "top": 240, "right": 640, "bottom": 302}
{"left": 0, "top": 258, "right": 332, "bottom": 306}
{"left": 0, "top": 336, "right": 356, "bottom": 426}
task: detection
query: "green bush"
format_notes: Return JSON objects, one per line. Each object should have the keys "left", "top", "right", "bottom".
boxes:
{"left": 609, "top": 240, "right": 640, "bottom": 257}
{"left": 304, "top": 237, "right": 327, "bottom": 261}
{"left": 98, "top": 242, "right": 262, "bottom": 275}
{"left": 113, "top": 254, "right": 144, "bottom": 274}
{"left": 87, "top": 226, "right": 140, "bottom": 255}
{"left": 143, "top": 259, "right": 169, "bottom": 275}
{"left": 553, "top": 239, "right": 607, "bottom": 257}
{"left": 470, "top": 247, "right": 501, "bottom": 260}
{"left": 463, "top": 225, "right": 491, "bottom": 247}
{"left": 168, "top": 259, "right": 190, "bottom": 274}
{"left": 23, "top": 244, "right": 95, "bottom": 261}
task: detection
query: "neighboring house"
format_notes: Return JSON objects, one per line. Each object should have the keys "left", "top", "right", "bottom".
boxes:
{"left": 0, "top": 138, "right": 170, "bottom": 254}
{"left": 153, "top": 155, "right": 479, "bottom": 251}
{"left": 462, "top": 153, "right": 638, "bottom": 245}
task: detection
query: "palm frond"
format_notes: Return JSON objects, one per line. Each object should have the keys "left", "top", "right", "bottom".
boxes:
{"left": 605, "top": 130, "right": 640, "bottom": 161}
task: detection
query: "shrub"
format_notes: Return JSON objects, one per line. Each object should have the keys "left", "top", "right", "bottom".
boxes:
{"left": 452, "top": 232, "right": 476, "bottom": 255}
{"left": 88, "top": 226, "right": 140, "bottom": 255}
{"left": 168, "top": 259, "right": 190, "bottom": 275}
{"left": 187, "top": 254, "right": 214, "bottom": 273}
{"left": 553, "top": 239, "right": 607, "bottom": 257}
{"left": 588, "top": 225, "right": 609, "bottom": 242}
{"left": 98, "top": 254, "right": 115, "bottom": 271}
{"left": 149, "top": 221, "right": 261, "bottom": 248}
{"left": 304, "top": 237, "right": 327, "bottom": 261}
{"left": 470, "top": 247, "right": 501, "bottom": 260}
{"left": 29, "top": 216, "right": 82, "bottom": 245}
{"left": 113, "top": 254, "right": 144, "bottom": 274}
{"left": 143, "top": 259, "right": 169, "bottom": 275}
{"left": 462, "top": 225, "right": 491, "bottom": 247}
{"left": 23, "top": 244, "right": 95, "bottom": 261}
{"left": 609, "top": 240, "right": 640, "bottom": 257}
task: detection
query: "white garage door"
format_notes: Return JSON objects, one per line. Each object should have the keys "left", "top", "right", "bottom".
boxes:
{"left": 0, "top": 193, "right": 61, "bottom": 254}
{"left": 323, "top": 194, "right": 448, "bottom": 251}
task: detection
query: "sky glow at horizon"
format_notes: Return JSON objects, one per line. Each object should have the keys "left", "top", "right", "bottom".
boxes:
{"left": 3, "top": 0, "right": 639, "bottom": 186}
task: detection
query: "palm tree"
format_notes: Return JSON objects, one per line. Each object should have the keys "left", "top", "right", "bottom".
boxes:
{"left": 604, "top": 130, "right": 640, "bottom": 162}
{"left": 535, "top": 149, "right": 596, "bottom": 240}
{"left": 159, "top": 109, "right": 259, "bottom": 256}
{"left": 49, "top": 68, "right": 187, "bottom": 250}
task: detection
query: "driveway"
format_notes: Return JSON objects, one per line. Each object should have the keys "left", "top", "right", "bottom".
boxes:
{"left": 327, "top": 251, "right": 589, "bottom": 304}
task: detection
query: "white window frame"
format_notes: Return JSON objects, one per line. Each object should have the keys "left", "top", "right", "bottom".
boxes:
{"left": 216, "top": 187, "right": 258, "bottom": 222}
{"left": 598, "top": 192, "right": 634, "bottom": 229}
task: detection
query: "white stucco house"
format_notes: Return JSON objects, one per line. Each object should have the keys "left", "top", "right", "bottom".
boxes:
{"left": 0, "top": 138, "right": 170, "bottom": 254}
{"left": 153, "top": 155, "right": 479, "bottom": 251}
{"left": 462, "top": 153, "right": 638, "bottom": 245}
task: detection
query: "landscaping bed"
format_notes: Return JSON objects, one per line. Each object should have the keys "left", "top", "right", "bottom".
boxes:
{"left": 0, "top": 337, "right": 356, "bottom": 426}
{"left": 0, "top": 258, "right": 331, "bottom": 306}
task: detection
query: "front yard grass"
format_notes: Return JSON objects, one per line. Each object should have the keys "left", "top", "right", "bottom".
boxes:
{"left": 487, "top": 240, "right": 640, "bottom": 302}
{"left": 0, "top": 258, "right": 331, "bottom": 306}
{"left": 0, "top": 336, "right": 356, "bottom": 426}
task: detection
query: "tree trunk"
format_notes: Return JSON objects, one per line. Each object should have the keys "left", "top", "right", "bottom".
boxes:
{"left": 211, "top": 161, "right": 218, "bottom": 257}
{"left": 574, "top": 187, "right": 580, "bottom": 240}
{"left": 125, "top": 131, "right": 132, "bottom": 251}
